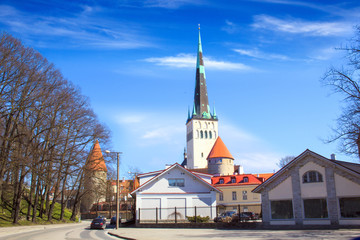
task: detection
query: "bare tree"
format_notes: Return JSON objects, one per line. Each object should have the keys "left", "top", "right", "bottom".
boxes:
{"left": 322, "top": 26, "right": 360, "bottom": 160}
{"left": 277, "top": 156, "right": 296, "bottom": 168}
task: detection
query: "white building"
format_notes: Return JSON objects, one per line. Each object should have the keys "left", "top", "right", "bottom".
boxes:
{"left": 253, "top": 149, "right": 360, "bottom": 226}
{"left": 131, "top": 163, "right": 221, "bottom": 223}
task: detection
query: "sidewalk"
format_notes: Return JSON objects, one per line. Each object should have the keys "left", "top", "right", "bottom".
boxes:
{"left": 108, "top": 227, "right": 360, "bottom": 240}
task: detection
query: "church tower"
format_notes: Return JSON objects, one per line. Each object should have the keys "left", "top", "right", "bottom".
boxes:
{"left": 186, "top": 27, "right": 218, "bottom": 169}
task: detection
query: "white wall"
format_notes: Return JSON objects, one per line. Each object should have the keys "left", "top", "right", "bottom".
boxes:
{"left": 268, "top": 177, "right": 293, "bottom": 200}
{"left": 299, "top": 161, "right": 327, "bottom": 198}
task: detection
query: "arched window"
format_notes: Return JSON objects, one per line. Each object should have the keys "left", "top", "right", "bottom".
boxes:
{"left": 209, "top": 131, "right": 212, "bottom": 139}
{"left": 200, "top": 130, "right": 203, "bottom": 139}
{"left": 303, "top": 171, "right": 323, "bottom": 183}
{"left": 214, "top": 131, "right": 217, "bottom": 138}
{"left": 205, "top": 131, "right": 208, "bottom": 139}
{"left": 196, "top": 130, "right": 199, "bottom": 139}
{"left": 204, "top": 122, "right": 208, "bottom": 129}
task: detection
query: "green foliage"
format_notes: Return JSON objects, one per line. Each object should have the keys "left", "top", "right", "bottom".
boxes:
{"left": 186, "top": 215, "right": 210, "bottom": 223}
{"left": 0, "top": 199, "right": 77, "bottom": 227}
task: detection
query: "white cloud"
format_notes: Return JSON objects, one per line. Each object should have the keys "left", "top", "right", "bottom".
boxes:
{"left": 252, "top": 15, "right": 352, "bottom": 36}
{"left": 0, "top": 5, "right": 153, "bottom": 49}
{"left": 143, "top": 0, "right": 202, "bottom": 8}
{"left": 222, "top": 20, "right": 239, "bottom": 34}
{"left": 145, "top": 53, "right": 252, "bottom": 71}
{"left": 234, "top": 48, "right": 290, "bottom": 61}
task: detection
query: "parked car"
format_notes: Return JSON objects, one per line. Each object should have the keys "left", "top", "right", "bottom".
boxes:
{"left": 90, "top": 217, "right": 106, "bottom": 229}
{"left": 110, "top": 215, "right": 122, "bottom": 225}
{"left": 231, "top": 212, "right": 251, "bottom": 222}
{"left": 214, "top": 211, "right": 236, "bottom": 222}
{"left": 240, "top": 212, "right": 259, "bottom": 220}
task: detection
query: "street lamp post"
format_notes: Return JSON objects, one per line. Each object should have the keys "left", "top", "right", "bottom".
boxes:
{"left": 105, "top": 150, "right": 122, "bottom": 230}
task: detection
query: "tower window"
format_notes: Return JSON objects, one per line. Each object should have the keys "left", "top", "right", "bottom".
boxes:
{"left": 201, "top": 152, "right": 203, "bottom": 158}
{"left": 205, "top": 131, "right": 208, "bottom": 139}
{"left": 209, "top": 131, "right": 212, "bottom": 139}
{"left": 200, "top": 130, "right": 203, "bottom": 139}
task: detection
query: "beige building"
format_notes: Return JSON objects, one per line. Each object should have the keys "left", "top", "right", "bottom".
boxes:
{"left": 212, "top": 174, "right": 273, "bottom": 214}
{"left": 253, "top": 149, "right": 360, "bottom": 226}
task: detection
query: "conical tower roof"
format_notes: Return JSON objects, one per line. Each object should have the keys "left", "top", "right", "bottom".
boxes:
{"left": 85, "top": 140, "right": 107, "bottom": 172}
{"left": 207, "top": 137, "right": 234, "bottom": 160}
{"left": 192, "top": 26, "right": 212, "bottom": 120}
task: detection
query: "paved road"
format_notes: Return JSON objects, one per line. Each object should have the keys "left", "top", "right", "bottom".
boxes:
{"left": 0, "top": 220, "right": 118, "bottom": 240}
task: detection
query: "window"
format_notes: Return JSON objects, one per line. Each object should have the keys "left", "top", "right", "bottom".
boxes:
{"left": 303, "top": 171, "right": 323, "bottom": 183}
{"left": 243, "top": 177, "right": 249, "bottom": 183}
{"left": 271, "top": 200, "right": 293, "bottom": 219}
{"left": 219, "top": 193, "right": 223, "bottom": 201}
{"left": 242, "top": 191, "right": 248, "bottom": 200}
{"left": 303, "top": 199, "right": 328, "bottom": 218}
{"left": 205, "top": 131, "right": 208, "bottom": 139}
{"left": 209, "top": 131, "right": 212, "bottom": 139}
{"left": 231, "top": 178, "right": 236, "bottom": 183}
{"left": 219, "top": 178, "right": 224, "bottom": 184}
{"left": 168, "top": 178, "right": 185, "bottom": 187}
{"left": 200, "top": 130, "right": 203, "bottom": 139}
{"left": 339, "top": 197, "right": 360, "bottom": 218}
{"left": 232, "top": 191, "right": 237, "bottom": 200}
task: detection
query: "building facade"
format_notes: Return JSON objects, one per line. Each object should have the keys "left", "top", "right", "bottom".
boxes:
{"left": 212, "top": 174, "right": 272, "bottom": 214}
{"left": 253, "top": 149, "right": 360, "bottom": 226}
{"left": 131, "top": 163, "right": 220, "bottom": 223}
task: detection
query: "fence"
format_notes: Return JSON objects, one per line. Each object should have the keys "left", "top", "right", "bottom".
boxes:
{"left": 137, "top": 205, "right": 218, "bottom": 224}
{"left": 136, "top": 205, "right": 260, "bottom": 224}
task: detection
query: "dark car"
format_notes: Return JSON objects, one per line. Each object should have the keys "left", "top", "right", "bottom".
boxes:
{"left": 110, "top": 215, "right": 122, "bottom": 225}
{"left": 240, "top": 212, "right": 259, "bottom": 220}
{"left": 214, "top": 211, "right": 236, "bottom": 222}
{"left": 90, "top": 217, "right": 106, "bottom": 229}
{"left": 231, "top": 212, "right": 252, "bottom": 222}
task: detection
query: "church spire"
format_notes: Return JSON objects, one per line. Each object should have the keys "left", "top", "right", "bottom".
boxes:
{"left": 192, "top": 25, "right": 212, "bottom": 120}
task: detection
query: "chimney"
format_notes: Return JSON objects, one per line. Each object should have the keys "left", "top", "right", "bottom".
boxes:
{"left": 330, "top": 154, "right": 336, "bottom": 160}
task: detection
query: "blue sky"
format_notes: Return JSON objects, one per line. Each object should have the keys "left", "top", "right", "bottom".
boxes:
{"left": 1, "top": 0, "right": 360, "bottom": 176}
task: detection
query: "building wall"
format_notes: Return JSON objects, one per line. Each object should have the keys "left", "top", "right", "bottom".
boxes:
{"left": 140, "top": 168, "right": 212, "bottom": 194}
{"left": 82, "top": 170, "right": 107, "bottom": 212}
{"left": 259, "top": 153, "right": 360, "bottom": 226}
{"left": 208, "top": 157, "right": 234, "bottom": 176}
{"left": 186, "top": 119, "right": 218, "bottom": 169}
{"left": 216, "top": 185, "right": 261, "bottom": 214}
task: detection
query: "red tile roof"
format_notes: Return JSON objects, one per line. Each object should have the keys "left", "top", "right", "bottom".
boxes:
{"left": 211, "top": 174, "right": 272, "bottom": 186}
{"left": 207, "top": 137, "right": 234, "bottom": 160}
{"left": 85, "top": 140, "right": 107, "bottom": 172}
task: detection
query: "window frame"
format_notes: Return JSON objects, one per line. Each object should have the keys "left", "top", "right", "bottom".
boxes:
{"left": 232, "top": 191, "right": 237, "bottom": 201}
{"left": 302, "top": 171, "right": 323, "bottom": 183}
{"left": 270, "top": 199, "right": 294, "bottom": 220}
{"left": 303, "top": 198, "right": 328, "bottom": 219}
{"left": 168, "top": 178, "right": 185, "bottom": 187}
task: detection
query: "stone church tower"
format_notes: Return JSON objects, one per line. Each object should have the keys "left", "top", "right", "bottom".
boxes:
{"left": 186, "top": 28, "right": 218, "bottom": 169}
{"left": 81, "top": 140, "right": 107, "bottom": 212}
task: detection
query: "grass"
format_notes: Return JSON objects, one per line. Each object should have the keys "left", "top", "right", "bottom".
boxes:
{"left": 0, "top": 199, "right": 78, "bottom": 227}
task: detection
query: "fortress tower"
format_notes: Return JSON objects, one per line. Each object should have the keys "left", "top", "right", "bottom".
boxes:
{"left": 81, "top": 140, "right": 107, "bottom": 212}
